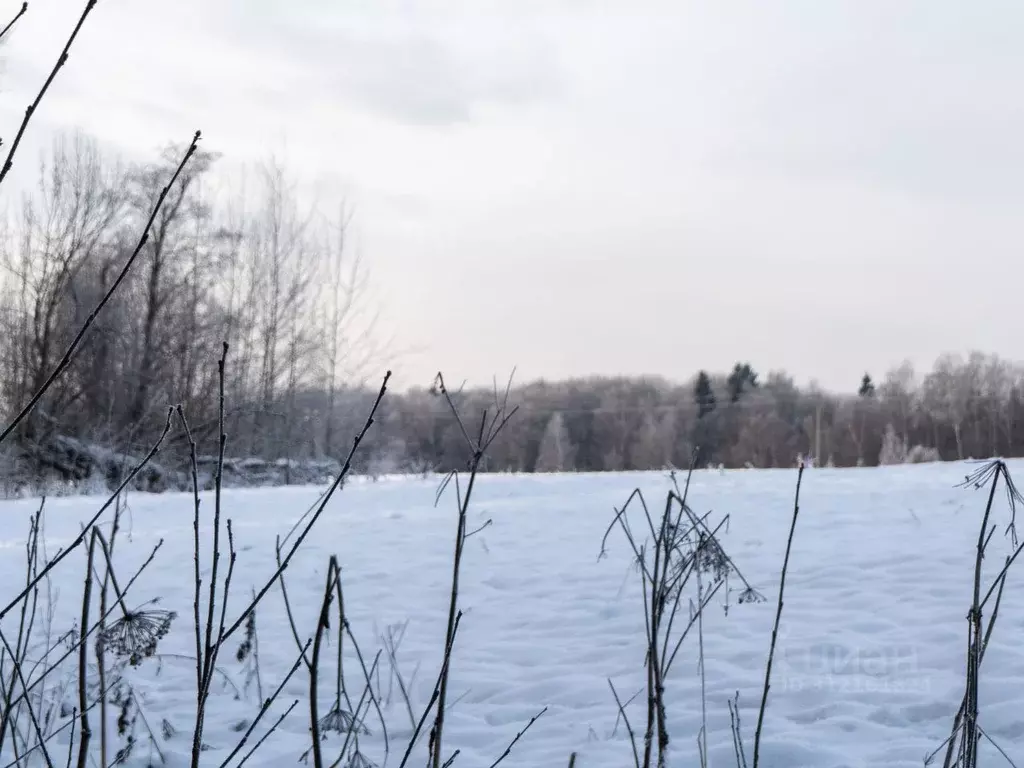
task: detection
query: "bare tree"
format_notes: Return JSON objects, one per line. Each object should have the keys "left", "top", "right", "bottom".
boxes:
{"left": 123, "top": 143, "right": 218, "bottom": 433}
{"left": 628, "top": 408, "right": 675, "bottom": 470}
{"left": 535, "top": 411, "right": 574, "bottom": 472}
{"left": 980, "top": 353, "right": 1013, "bottom": 458}
{"left": 316, "top": 204, "right": 376, "bottom": 458}
{"left": 922, "top": 353, "right": 979, "bottom": 460}
{"left": 245, "top": 159, "right": 318, "bottom": 461}
{"left": 0, "top": 133, "right": 124, "bottom": 445}
{"left": 878, "top": 361, "right": 917, "bottom": 448}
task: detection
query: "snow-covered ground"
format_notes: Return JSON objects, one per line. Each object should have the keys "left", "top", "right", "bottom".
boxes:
{"left": 2, "top": 461, "right": 1023, "bottom": 767}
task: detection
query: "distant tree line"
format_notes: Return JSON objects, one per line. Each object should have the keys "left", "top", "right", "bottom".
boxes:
{"left": 333, "top": 352, "right": 1024, "bottom": 475}
{"left": 3, "top": 134, "right": 1022, "bottom": 483}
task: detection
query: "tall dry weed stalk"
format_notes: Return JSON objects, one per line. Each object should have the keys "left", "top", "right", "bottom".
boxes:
{"left": 600, "top": 459, "right": 809, "bottom": 768}
{"left": 929, "top": 460, "right": 1024, "bottom": 768}
{"left": 601, "top": 460, "right": 770, "bottom": 768}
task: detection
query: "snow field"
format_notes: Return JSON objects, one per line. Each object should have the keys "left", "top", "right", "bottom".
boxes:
{"left": 1, "top": 461, "right": 1023, "bottom": 766}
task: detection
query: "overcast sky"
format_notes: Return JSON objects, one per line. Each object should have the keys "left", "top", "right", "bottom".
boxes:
{"left": 1, "top": 0, "right": 1021, "bottom": 392}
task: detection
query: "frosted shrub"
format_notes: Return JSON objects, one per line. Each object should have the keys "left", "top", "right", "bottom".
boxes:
{"left": 907, "top": 444, "right": 941, "bottom": 464}
{"left": 878, "top": 424, "right": 908, "bottom": 465}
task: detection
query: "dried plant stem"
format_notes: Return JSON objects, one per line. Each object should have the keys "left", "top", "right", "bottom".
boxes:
{"left": 940, "top": 460, "right": 1024, "bottom": 768}
{"left": 309, "top": 559, "right": 338, "bottom": 768}
{"left": 340, "top": 615, "right": 389, "bottom": 762}
{"left": 75, "top": 532, "right": 98, "bottom": 768}
{"left": 202, "top": 349, "right": 230, "bottom": 688}
{"left": 274, "top": 538, "right": 312, "bottom": 668}
{"left": 398, "top": 611, "right": 462, "bottom": 768}
{"left": 0, "top": 507, "right": 43, "bottom": 751}
{"left": 235, "top": 700, "right": 300, "bottom": 768}
{"left": 487, "top": 707, "right": 548, "bottom": 768}
{"left": 753, "top": 463, "right": 805, "bottom": 768}
{"left": 0, "top": 627, "right": 54, "bottom": 768}
{"left": 602, "top": 447, "right": 746, "bottom": 768}
{"left": 728, "top": 692, "right": 749, "bottom": 768}
{"left": 182, "top": 356, "right": 388, "bottom": 766}
{"left": 962, "top": 482, "right": 998, "bottom": 766}
{"left": 152, "top": 654, "right": 242, "bottom": 699}
{"left": 217, "top": 642, "right": 310, "bottom": 768}
{"left": 608, "top": 679, "right": 641, "bottom": 768}
{"left": 95, "top": 494, "right": 127, "bottom": 768}
{"left": 5, "top": 664, "right": 129, "bottom": 768}
{"left": 64, "top": 708, "right": 75, "bottom": 768}
{"left": 383, "top": 624, "right": 416, "bottom": 730}
{"left": 431, "top": 464, "right": 475, "bottom": 768}
{"left": 184, "top": 404, "right": 204, "bottom": 697}
{"left": 427, "top": 370, "right": 518, "bottom": 768}
{"left": 696, "top": 570, "right": 709, "bottom": 768}
{"left": 186, "top": 344, "right": 243, "bottom": 767}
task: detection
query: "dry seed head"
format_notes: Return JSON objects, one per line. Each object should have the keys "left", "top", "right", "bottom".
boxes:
{"left": 101, "top": 608, "right": 176, "bottom": 666}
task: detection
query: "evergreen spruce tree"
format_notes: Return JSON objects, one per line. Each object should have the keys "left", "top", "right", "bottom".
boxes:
{"left": 693, "top": 371, "right": 718, "bottom": 465}
{"left": 694, "top": 371, "right": 716, "bottom": 418}
{"left": 859, "top": 373, "right": 876, "bottom": 397}
{"left": 727, "top": 362, "right": 758, "bottom": 402}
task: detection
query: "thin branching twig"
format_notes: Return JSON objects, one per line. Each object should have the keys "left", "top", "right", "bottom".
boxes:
{"left": 0, "top": 0, "right": 97, "bottom": 187}
{"left": 0, "top": 2, "right": 27, "bottom": 46}
{"left": 486, "top": 707, "right": 548, "bottom": 768}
